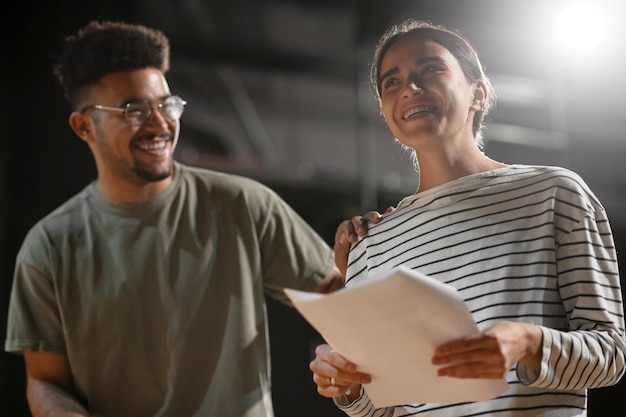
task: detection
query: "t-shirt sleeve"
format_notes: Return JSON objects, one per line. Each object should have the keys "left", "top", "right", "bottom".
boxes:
{"left": 250, "top": 185, "right": 335, "bottom": 304}
{"left": 5, "top": 224, "right": 66, "bottom": 355}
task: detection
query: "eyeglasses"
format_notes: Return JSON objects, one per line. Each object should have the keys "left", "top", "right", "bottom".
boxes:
{"left": 81, "top": 95, "right": 187, "bottom": 126}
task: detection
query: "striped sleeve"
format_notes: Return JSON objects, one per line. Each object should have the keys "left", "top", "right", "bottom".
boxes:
{"left": 521, "top": 208, "right": 626, "bottom": 390}
{"left": 335, "top": 388, "right": 394, "bottom": 417}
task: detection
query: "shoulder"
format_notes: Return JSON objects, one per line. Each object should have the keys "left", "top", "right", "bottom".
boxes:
{"left": 17, "top": 184, "right": 95, "bottom": 260}
{"left": 505, "top": 164, "right": 588, "bottom": 189}
{"left": 511, "top": 164, "right": 603, "bottom": 211}
{"left": 36, "top": 183, "right": 95, "bottom": 231}
{"left": 177, "top": 163, "right": 273, "bottom": 192}
{"left": 175, "top": 163, "right": 288, "bottom": 210}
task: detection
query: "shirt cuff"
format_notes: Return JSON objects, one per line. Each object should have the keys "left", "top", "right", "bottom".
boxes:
{"left": 333, "top": 386, "right": 364, "bottom": 408}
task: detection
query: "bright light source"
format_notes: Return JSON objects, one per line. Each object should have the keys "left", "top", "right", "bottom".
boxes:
{"left": 551, "top": 1, "right": 619, "bottom": 57}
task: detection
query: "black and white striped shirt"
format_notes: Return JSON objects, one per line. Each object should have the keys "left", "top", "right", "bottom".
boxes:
{"left": 340, "top": 165, "right": 626, "bottom": 417}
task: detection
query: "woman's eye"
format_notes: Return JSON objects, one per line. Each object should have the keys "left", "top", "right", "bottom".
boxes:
{"left": 383, "top": 78, "right": 398, "bottom": 89}
{"left": 423, "top": 65, "right": 443, "bottom": 74}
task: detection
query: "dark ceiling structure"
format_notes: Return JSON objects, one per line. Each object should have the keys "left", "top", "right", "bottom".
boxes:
{"left": 131, "top": 0, "right": 626, "bottom": 224}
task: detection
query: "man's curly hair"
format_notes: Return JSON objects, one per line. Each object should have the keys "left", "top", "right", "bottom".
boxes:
{"left": 53, "top": 20, "right": 170, "bottom": 108}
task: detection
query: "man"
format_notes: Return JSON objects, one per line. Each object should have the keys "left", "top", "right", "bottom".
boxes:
{"left": 5, "top": 20, "right": 343, "bottom": 417}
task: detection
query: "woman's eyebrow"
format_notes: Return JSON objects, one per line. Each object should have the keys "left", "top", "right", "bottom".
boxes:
{"left": 380, "top": 67, "right": 399, "bottom": 84}
{"left": 380, "top": 56, "right": 447, "bottom": 83}
{"left": 415, "top": 56, "right": 446, "bottom": 66}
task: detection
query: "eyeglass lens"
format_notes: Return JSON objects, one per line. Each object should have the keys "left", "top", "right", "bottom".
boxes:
{"left": 126, "top": 96, "right": 186, "bottom": 125}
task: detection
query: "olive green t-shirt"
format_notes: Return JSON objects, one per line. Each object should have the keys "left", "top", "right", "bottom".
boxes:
{"left": 5, "top": 162, "right": 335, "bottom": 417}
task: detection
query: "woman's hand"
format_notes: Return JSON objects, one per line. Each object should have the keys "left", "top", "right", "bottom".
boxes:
{"left": 431, "top": 321, "right": 543, "bottom": 379}
{"left": 310, "top": 344, "right": 371, "bottom": 401}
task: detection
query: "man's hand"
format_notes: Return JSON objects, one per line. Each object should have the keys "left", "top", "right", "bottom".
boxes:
{"left": 314, "top": 266, "right": 345, "bottom": 293}
{"left": 334, "top": 208, "right": 392, "bottom": 276}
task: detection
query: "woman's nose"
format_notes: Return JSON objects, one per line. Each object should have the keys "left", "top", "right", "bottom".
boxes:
{"left": 402, "top": 79, "right": 423, "bottom": 97}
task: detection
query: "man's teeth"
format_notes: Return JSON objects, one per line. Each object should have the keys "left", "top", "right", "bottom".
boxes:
{"left": 403, "top": 106, "right": 432, "bottom": 119}
{"left": 138, "top": 141, "right": 167, "bottom": 151}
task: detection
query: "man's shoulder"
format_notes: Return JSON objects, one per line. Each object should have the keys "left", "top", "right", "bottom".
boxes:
{"left": 176, "top": 162, "right": 275, "bottom": 196}
{"left": 18, "top": 184, "right": 95, "bottom": 253}
{"left": 39, "top": 183, "right": 95, "bottom": 224}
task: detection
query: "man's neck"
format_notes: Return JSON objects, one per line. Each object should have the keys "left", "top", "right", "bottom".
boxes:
{"left": 96, "top": 174, "right": 173, "bottom": 203}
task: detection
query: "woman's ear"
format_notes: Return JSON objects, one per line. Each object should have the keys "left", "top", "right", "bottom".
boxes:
{"left": 69, "top": 111, "right": 94, "bottom": 142}
{"left": 471, "top": 81, "right": 487, "bottom": 111}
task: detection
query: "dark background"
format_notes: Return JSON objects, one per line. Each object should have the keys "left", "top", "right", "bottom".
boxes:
{"left": 2, "top": 1, "right": 625, "bottom": 416}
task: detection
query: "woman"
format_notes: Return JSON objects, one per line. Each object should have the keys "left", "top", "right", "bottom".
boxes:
{"left": 310, "top": 19, "right": 626, "bottom": 416}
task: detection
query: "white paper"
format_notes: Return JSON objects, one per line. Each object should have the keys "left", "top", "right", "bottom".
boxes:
{"left": 285, "top": 266, "right": 508, "bottom": 407}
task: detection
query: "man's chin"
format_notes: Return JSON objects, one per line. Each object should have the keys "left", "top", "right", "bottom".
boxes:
{"left": 135, "top": 164, "right": 173, "bottom": 183}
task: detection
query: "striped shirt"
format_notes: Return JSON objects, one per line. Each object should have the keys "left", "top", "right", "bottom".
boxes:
{"left": 339, "top": 165, "right": 626, "bottom": 417}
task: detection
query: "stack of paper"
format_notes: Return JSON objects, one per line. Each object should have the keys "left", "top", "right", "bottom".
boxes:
{"left": 285, "top": 266, "right": 508, "bottom": 407}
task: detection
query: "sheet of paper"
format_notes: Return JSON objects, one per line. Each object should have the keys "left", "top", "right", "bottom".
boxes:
{"left": 285, "top": 266, "right": 508, "bottom": 407}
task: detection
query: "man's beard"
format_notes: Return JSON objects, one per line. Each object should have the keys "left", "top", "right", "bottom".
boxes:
{"left": 135, "top": 160, "right": 173, "bottom": 182}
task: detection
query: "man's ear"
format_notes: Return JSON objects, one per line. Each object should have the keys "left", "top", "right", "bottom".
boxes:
{"left": 69, "top": 111, "right": 94, "bottom": 142}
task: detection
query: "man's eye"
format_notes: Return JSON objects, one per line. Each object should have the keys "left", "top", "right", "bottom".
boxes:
{"left": 126, "top": 106, "right": 145, "bottom": 116}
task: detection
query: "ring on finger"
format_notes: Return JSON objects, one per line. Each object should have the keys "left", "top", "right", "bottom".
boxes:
{"left": 328, "top": 377, "right": 336, "bottom": 386}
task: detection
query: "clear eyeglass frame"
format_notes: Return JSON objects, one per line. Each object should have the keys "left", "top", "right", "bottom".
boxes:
{"left": 81, "top": 95, "right": 187, "bottom": 126}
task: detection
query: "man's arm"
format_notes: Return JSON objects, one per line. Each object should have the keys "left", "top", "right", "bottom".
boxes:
{"left": 24, "top": 351, "right": 89, "bottom": 417}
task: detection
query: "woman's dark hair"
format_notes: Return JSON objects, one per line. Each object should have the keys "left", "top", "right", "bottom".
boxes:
{"left": 370, "top": 19, "right": 495, "bottom": 144}
{"left": 52, "top": 20, "right": 171, "bottom": 108}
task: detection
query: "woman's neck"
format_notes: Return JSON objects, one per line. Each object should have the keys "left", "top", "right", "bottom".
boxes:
{"left": 415, "top": 147, "right": 506, "bottom": 193}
